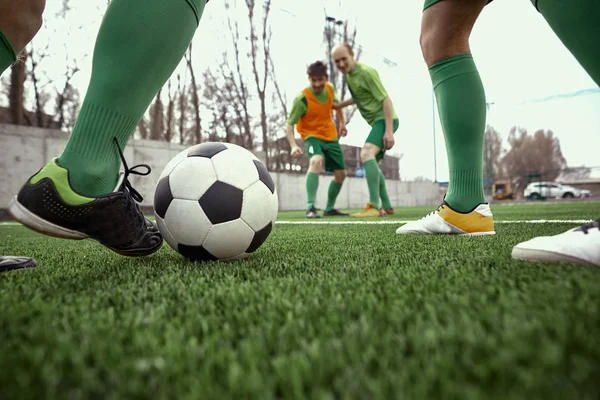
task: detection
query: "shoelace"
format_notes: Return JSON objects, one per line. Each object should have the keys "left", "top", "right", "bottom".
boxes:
{"left": 576, "top": 219, "right": 600, "bottom": 234}
{"left": 114, "top": 137, "right": 151, "bottom": 203}
{"left": 424, "top": 203, "right": 445, "bottom": 218}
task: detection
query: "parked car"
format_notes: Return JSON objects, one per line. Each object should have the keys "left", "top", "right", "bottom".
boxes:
{"left": 524, "top": 181, "right": 582, "bottom": 199}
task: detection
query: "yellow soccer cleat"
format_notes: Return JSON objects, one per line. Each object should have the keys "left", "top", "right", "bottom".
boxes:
{"left": 352, "top": 203, "right": 385, "bottom": 218}
{"left": 396, "top": 202, "right": 495, "bottom": 235}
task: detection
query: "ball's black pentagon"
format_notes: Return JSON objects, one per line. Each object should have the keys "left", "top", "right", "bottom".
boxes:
{"left": 154, "top": 176, "right": 173, "bottom": 219}
{"left": 187, "top": 142, "right": 228, "bottom": 158}
{"left": 246, "top": 222, "right": 273, "bottom": 253}
{"left": 253, "top": 159, "right": 275, "bottom": 193}
{"left": 199, "top": 181, "right": 243, "bottom": 224}
{"left": 178, "top": 244, "right": 218, "bottom": 262}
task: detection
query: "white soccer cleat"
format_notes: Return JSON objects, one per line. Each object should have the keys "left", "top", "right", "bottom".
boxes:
{"left": 512, "top": 219, "right": 600, "bottom": 266}
{"left": 396, "top": 202, "right": 495, "bottom": 236}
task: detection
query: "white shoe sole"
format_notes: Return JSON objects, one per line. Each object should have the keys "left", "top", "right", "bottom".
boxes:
{"left": 511, "top": 247, "right": 594, "bottom": 265}
{"left": 7, "top": 197, "right": 88, "bottom": 240}
{"left": 396, "top": 228, "right": 496, "bottom": 236}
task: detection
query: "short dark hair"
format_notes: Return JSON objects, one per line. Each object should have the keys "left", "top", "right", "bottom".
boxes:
{"left": 307, "top": 61, "right": 328, "bottom": 77}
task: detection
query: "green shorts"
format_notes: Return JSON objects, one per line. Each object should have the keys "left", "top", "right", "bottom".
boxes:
{"left": 366, "top": 119, "right": 399, "bottom": 161}
{"left": 303, "top": 137, "right": 346, "bottom": 172}
{"left": 424, "top": 0, "right": 493, "bottom": 11}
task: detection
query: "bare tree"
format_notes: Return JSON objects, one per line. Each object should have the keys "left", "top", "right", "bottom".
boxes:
{"left": 224, "top": 2, "right": 253, "bottom": 149}
{"left": 53, "top": 57, "right": 80, "bottom": 130}
{"left": 149, "top": 89, "right": 164, "bottom": 140}
{"left": 8, "top": 57, "right": 27, "bottom": 125}
{"left": 501, "top": 127, "right": 567, "bottom": 189}
{"left": 483, "top": 125, "right": 504, "bottom": 183}
{"left": 268, "top": 54, "right": 289, "bottom": 172}
{"left": 27, "top": 45, "right": 53, "bottom": 127}
{"left": 269, "top": 54, "right": 287, "bottom": 118}
{"left": 137, "top": 117, "right": 149, "bottom": 140}
{"left": 202, "top": 65, "right": 241, "bottom": 145}
{"left": 176, "top": 73, "right": 188, "bottom": 144}
{"left": 164, "top": 78, "right": 175, "bottom": 142}
{"left": 184, "top": 43, "right": 202, "bottom": 144}
{"left": 246, "top": 0, "right": 272, "bottom": 166}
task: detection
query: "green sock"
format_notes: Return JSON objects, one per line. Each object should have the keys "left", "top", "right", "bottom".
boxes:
{"left": 0, "top": 30, "right": 16, "bottom": 76}
{"left": 430, "top": 53, "right": 486, "bottom": 212}
{"left": 363, "top": 159, "right": 381, "bottom": 209}
{"left": 306, "top": 172, "right": 319, "bottom": 210}
{"left": 379, "top": 170, "right": 392, "bottom": 209}
{"left": 325, "top": 181, "right": 343, "bottom": 212}
{"left": 57, "top": 0, "right": 206, "bottom": 197}
{"left": 535, "top": 0, "right": 600, "bottom": 86}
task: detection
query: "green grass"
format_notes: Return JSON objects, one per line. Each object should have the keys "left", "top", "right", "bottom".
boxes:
{"left": 1, "top": 201, "right": 600, "bottom": 399}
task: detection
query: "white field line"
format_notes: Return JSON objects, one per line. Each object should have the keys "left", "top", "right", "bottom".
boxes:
{"left": 273, "top": 219, "right": 591, "bottom": 225}
{"left": 0, "top": 219, "right": 591, "bottom": 227}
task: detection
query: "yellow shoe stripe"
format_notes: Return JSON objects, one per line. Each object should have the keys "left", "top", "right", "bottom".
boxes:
{"left": 438, "top": 206, "right": 494, "bottom": 233}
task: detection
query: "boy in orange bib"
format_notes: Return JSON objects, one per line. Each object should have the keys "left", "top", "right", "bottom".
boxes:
{"left": 286, "top": 61, "right": 349, "bottom": 218}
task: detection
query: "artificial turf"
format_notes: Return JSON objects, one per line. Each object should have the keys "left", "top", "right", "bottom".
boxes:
{"left": 0, "top": 201, "right": 599, "bottom": 399}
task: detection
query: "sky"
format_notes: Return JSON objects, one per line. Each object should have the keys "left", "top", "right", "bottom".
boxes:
{"left": 10, "top": 0, "right": 600, "bottom": 181}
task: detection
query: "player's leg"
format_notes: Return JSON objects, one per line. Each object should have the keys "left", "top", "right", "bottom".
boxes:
{"left": 378, "top": 165, "right": 394, "bottom": 214}
{"left": 352, "top": 121, "right": 387, "bottom": 218}
{"left": 304, "top": 138, "right": 323, "bottom": 218}
{"left": 350, "top": 143, "right": 382, "bottom": 218}
{"left": 8, "top": 0, "right": 208, "bottom": 257}
{"left": 0, "top": 0, "right": 46, "bottom": 74}
{"left": 377, "top": 119, "right": 399, "bottom": 214}
{"left": 353, "top": 119, "right": 399, "bottom": 218}
{"left": 59, "top": 0, "right": 207, "bottom": 197}
{"left": 397, "top": 0, "right": 495, "bottom": 235}
{"left": 512, "top": 0, "right": 600, "bottom": 265}
{"left": 322, "top": 141, "right": 348, "bottom": 216}
{"left": 423, "top": 0, "right": 487, "bottom": 212}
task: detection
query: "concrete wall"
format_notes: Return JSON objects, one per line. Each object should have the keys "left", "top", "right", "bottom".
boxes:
{"left": 0, "top": 124, "right": 442, "bottom": 211}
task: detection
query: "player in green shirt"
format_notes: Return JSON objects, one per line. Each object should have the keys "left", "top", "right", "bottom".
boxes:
{"left": 331, "top": 43, "right": 399, "bottom": 218}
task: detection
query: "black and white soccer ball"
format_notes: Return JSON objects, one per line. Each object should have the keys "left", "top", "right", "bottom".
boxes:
{"left": 153, "top": 142, "right": 278, "bottom": 261}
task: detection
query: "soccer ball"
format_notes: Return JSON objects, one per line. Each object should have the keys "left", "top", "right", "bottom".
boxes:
{"left": 153, "top": 142, "right": 278, "bottom": 261}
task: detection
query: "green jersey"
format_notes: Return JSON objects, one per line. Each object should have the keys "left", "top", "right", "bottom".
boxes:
{"left": 346, "top": 62, "right": 397, "bottom": 126}
{"left": 287, "top": 82, "right": 339, "bottom": 125}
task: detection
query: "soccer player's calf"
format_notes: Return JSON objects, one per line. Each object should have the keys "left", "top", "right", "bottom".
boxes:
{"left": 3, "top": 0, "right": 210, "bottom": 257}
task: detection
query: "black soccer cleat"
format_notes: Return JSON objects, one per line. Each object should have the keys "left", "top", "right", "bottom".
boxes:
{"left": 323, "top": 209, "right": 349, "bottom": 217}
{"left": 0, "top": 256, "right": 37, "bottom": 272}
{"left": 8, "top": 138, "right": 163, "bottom": 257}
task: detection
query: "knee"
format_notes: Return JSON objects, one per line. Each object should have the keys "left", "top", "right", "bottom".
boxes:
{"left": 0, "top": 0, "right": 46, "bottom": 53}
{"left": 29, "top": 0, "right": 46, "bottom": 24}
{"left": 420, "top": 20, "right": 469, "bottom": 67}
{"left": 20, "top": 0, "right": 45, "bottom": 38}
{"left": 419, "top": 28, "right": 436, "bottom": 66}
{"left": 334, "top": 170, "right": 346, "bottom": 183}
{"left": 309, "top": 156, "right": 323, "bottom": 172}
{"left": 360, "top": 146, "right": 376, "bottom": 163}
